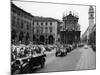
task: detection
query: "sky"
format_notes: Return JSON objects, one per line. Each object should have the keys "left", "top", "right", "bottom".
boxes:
{"left": 12, "top": 0, "right": 96, "bottom": 35}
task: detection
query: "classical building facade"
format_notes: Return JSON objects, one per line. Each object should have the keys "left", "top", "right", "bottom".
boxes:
{"left": 11, "top": 3, "right": 58, "bottom": 45}
{"left": 32, "top": 16, "right": 58, "bottom": 44}
{"left": 11, "top": 3, "right": 33, "bottom": 44}
{"left": 60, "top": 11, "right": 81, "bottom": 45}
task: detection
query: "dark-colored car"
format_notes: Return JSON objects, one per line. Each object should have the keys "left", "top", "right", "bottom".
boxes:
{"left": 72, "top": 44, "right": 77, "bottom": 49}
{"left": 65, "top": 45, "right": 73, "bottom": 53}
{"left": 78, "top": 43, "right": 84, "bottom": 48}
{"left": 45, "top": 46, "right": 52, "bottom": 52}
{"left": 11, "top": 54, "right": 46, "bottom": 75}
{"left": 55, "top": 47, "right": 67, "bottom": 57}
{"left": 91, "top": 44, "right": 96, "bottom": 52}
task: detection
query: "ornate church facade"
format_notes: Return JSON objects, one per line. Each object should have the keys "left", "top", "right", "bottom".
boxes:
{"left": 60, "top": 11, "right": 81, "bottom": 45}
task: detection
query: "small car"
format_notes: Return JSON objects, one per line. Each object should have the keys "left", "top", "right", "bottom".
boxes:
{"left": 78, "top": 43, "right": 84, "bottom": 47}
{"left": 11, "top": 54, "right": 46, "bottom": 74}
{"left": 65, "top": 45, "right": 73, "bottom": 53}
{"left": 84, "top": 45, "right": 88, "bottom": 49}
{"left": 45, "top": 46, "right": 52, "bottom": 52}
{"left": 91, "top": 44, "right": 96, "bottom": 52}
{"left": 55, "top": 47, "right": 67, "bottom": 57}
{"left": 11, "top": 45, "right": 46, "bottom": 75}
{"left": 72, "top": 44, "right": 77, "bottom": 49}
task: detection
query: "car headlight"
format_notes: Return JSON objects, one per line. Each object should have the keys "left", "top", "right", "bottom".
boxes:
{"left": 16, "top": 60, "right": 21, "bottom": 65}
{"left": 16, "top": 59, "right": 23, "bottom": 66}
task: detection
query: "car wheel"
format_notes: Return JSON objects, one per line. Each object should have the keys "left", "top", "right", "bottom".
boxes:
{"left": 40, "top": 58, "right": 45, "bottom": 68}
{"left": 40, "top": 62, "right": 44, "bottom": 68}
{"left": 21, "top": 64, "right": 30, "bottom": 73}
{"left": 55, "top": 52, "right": 59, "bottom": 57}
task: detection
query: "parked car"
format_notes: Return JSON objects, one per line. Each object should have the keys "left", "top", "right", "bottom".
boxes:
{"left": 72, "top": 44, "right": 77, "bottom": 49}
{"left": 11, "top": 45, "right": 46, "bottom": 75}
{"left": 55, "top": 47, "right": 67, "bottom": 57}
{"left": 45, "top": 46, "right": 52, "bottom": 52}
{"left": 11, "top": 54, "right": 46, "bottom": 74}
{"left": 65, "top": 45, "right": 73, "bottom": 53}
{"left": 78, "top": 43, "right": 84, "bottom": 47}
{"left": 84, "top": 45, "right": 88, "bottom": 49}
{"left": 91, "top": 44, "right": 96, "bottom": 52}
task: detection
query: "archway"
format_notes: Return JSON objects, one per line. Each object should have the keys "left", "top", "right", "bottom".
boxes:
{"left": 11, "top": 30, "right": 17, "bottom": 40}
{"left": 68, "top": 35, "right": 73, "bottom": 44}
{"left": 33, "top": 35, "right": 36, "bottom": 44}
{"left": 48, "top": 35, "right": 54, "bottom": 44}
{"left": 25, "top": 32, "right": 30, "bottom": 44}
{"left": 39, "top": 35, "right": 45, "bottom": 44}
{"left": 19, "top": 31, "right": 24, "bottom": 42}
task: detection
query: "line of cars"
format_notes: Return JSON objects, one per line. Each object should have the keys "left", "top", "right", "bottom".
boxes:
{"left": 11, "top": 43, "right": 81, "bottom": 74}
{"left": 55, "top": 44, "right": 77, "bottom": 57}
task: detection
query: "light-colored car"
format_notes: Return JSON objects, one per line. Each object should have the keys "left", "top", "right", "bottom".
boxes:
{"left": 84, "top": 45, "right": 88, "bottom": 49}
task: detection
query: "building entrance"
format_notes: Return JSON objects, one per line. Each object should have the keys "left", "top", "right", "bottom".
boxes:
{"left": 19, "top": 31, "right": 24, "bottom": 42}
{"left": 48, "top": 35, "right": 54, "bottom": 44}
{"left": 39, "top": 35, "right": 45, "bottom": 44}
{"left": 12, "top": 30, "right": 17, "bottom": 40}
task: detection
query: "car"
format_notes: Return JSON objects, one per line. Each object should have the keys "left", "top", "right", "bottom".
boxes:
{"left": 11, "top": 45, "right": 46, "bottom": 75}
{"left": 11, "top": 54, "right": 46, "bottom": 74}
{"left": 21, "top": 54, "right": 46, "bottom": 73}
{"left": 55, "top": 47, "right": 67, "bottom": 57}
{"left": 65, "top": 45, "right": 73, "bottom": 53}
{"left": 91, "top": 44, "right": 96, "bottom": 52}
{"left": 11, "top": 57, "right": 26, "bottom": 74}
{"left": 72, "top": 44, "right": 77, "bottom": 49}
{"left": 78, "top": 43, "right": 84, "bottom": 47}
{"left": 45, "top": 46, "right": 52, "bottom": 52}
{"left": 84, "top": 45, "right": 88, "bottom": 49}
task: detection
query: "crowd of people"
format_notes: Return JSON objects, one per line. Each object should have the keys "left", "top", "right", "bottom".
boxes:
{"left": 11, "top": 40, "right": 80, "bottom": 62}
{"left": 11, "top": 42, "right": 46, "bottom": 62}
